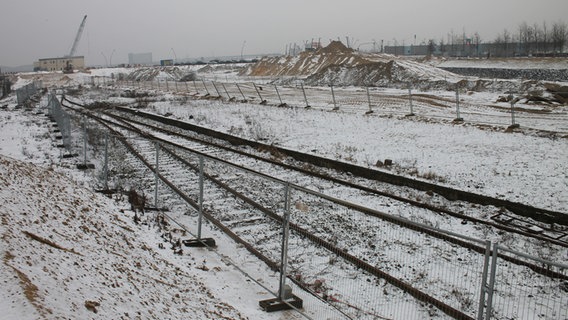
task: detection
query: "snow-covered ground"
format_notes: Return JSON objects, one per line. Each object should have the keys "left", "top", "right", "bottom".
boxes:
{"left": 2, "top": 58, "right": 567, "bottom": 319}
{"left": 142, "top": 92, "right": 567, "bottom": 213}
{"left": 0, "top": 95, "right": 309, "bottom": 319}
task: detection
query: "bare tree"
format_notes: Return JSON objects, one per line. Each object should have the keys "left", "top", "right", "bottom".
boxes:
{"left": 551, "top": 21, "right": 568, "bottom": 54}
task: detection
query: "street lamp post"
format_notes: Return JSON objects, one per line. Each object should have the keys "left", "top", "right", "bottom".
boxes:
{"left": 109, "top": 49, "right": 115, "bottom": 67}
{"left": 100, "top": 52, "right": 108, "bottom": 67}
{"left": 171, "top": 48, "right": 177, "bottom": 64}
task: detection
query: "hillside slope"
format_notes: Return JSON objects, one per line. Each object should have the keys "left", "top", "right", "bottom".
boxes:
{"left": 0, "top": 155, "right": 247, "bottom": 319}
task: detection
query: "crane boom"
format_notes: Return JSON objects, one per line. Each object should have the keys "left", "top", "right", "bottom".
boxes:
{"left": 67, "top": 15, "right": 87, "bottom": 57}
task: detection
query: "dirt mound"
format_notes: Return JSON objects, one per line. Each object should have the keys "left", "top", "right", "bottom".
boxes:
{"left": 241, "top": 41, "right": 467, "bottom": 89}
{"left": 126, "top": 67, "right": 186, "bottom": 81}
{"left": 316, "top": 40, "right": 354, "bottom": 55}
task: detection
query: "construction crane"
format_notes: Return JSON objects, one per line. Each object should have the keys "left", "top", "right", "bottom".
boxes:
{"left": 67, "top": 15, "right": 87, "bottom": 57}
{"left": 63, "top": 15, "right": 87, "bottom": 73}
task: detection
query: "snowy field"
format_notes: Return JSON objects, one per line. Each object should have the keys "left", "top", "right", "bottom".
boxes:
{"left": 145, "top": 96, "right": 567, "bottom": 213}
{"left": 0, "top": 95, "right": 305, "bottom": 319}
{"left": 32, "top": 63, "right": 565, "bottom": 213}
{"left": 1, "top": 57, "right": 567, "bottom": 319}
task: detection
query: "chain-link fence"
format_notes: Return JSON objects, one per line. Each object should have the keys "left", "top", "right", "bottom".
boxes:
{"left": 77, "top": 76, "right": 567, "bottom": 319}
{"left": 16, "top": 81, "right": 42, "bottom": 105}
{"left": 121, "top": 141, "right": 567, "bottom": 320}
{"left": 47, "top": 93, "right": 71, "bottom": 150}
{"left": 0, "top": 75, "right": 11, "bottom": 98}
{"left": 89, "top": 76, "right": 568, "bottom": 134}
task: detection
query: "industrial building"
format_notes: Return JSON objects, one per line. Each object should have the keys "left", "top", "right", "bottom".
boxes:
{"left": 34, "top": 56, "right": 85, "bottom": 72}
{"left": 128, "top": 53, "right": 153, "bottom": 66}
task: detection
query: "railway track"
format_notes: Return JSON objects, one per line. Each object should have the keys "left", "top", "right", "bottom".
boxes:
{"left": 60, "top": 95, "right": 567, "bottom": 319}
{"left": 66, "top": 95, "right": 568, "bottom": 247}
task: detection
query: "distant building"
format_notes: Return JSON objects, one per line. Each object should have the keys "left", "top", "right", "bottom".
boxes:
{"left": 128, "top": 53, "right": 153, "bottom": 65}
{"left": 33, "top": 56, "right": 85, "bottom": 72}
{"left": 160, "top": 59, "right": 173, "bottom": 66}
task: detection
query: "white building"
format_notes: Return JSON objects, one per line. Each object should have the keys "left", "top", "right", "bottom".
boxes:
{"left": 128, "top": 53, "right": 153, "bottom": 65}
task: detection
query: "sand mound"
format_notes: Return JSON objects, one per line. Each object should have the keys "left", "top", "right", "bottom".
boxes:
{"left": 241, "top": 41, "right": 466, "bottom": 88}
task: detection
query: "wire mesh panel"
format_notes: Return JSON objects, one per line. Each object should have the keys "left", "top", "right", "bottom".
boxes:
{"left": 16, "top": 81, "right": 41, "bottom": 105}
{"left": 488, "top": 245, "right": 568, "bottom": 320}
{"left": 47, "top": 93, "right": 72, "bottom": 150}
{"left": 286, "top": 185, "right": 489, "bottom": 319}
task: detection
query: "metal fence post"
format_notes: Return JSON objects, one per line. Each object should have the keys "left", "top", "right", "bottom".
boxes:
{"left": 484, "top": 243, "right": 499, "bottom": 320}
{"left": 274, "top": 85, "right": 286, "bottom": 107}
{"left": 82, "top": 116, "right": 87, "bottom": 166}
{"left": 222, "top": 83, "right": 233, "bottom": 101}
{"left": 184, "top": 155, "right": 216, "bottom": 248}
{"left": 212, "top": 81, "right": 222, "bottom": 98}
{"left": 154, "top": 141, "right": 159, "bottom": 208}
{"left": 406, "top": 85, "right": 415, "bottom": 116}
{"left": 476, "top": 240, "right": 492, "bottom": 320}
{"left": 253, "top": 83, "right": 266, "bottom": 104}
{"left": 279, "top": 183, "right": 291, "bottom": 300}
{"left": 104, "top": 132, "right": 109, "bottom": 190}
{"left": 236, "top": 83, "right": 247, "bottom": 102}
{"left": 200, "top": 79, "right": 209, "bottom": 96}
{"left": 509, "top": 98, "right": 520, "bottom": 129}
{"left": 331, "top": 85, "right": 338, "bottom": 111}
{"left": 366, "top": 86, "right": 373, "bottom": 111}
{"left": 198, "top": 155, "right": 204, "bottom": 239}
{"left": 455, "top": 86, "right": 464, "bottom": 122}
{"left": 301, "top": 82, "right": 310, "bottom": 108}
{"left": 259, "top": 182, "right": 302, "bottom": 311}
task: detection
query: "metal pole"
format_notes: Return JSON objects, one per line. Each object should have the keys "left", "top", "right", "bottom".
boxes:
{"left": 456, "top": 87, "right": 460, "bottom": 119}
{"left": 274, "top": 85, "right": 283, "bottom": 105}
{"left": 154, "top": 141, "right": 159, "bottom": 208}
{"left": 193, "top": 80, "right": 198, "bottom": 93}
{"left": 453, "top": 86, "right": 464, "bottom": 121}
{"left": 198, "top": 155, "right": 204, "bottom": 239}
{"left": 201, "top": 79, "right": 210, "bottom": 95}
{"left": 103, "top": 132, "right": 109, "bottom": 190}
{"left": 510, "top": 99, "right": 517, "bottom": 127}
{"left": 211, "top": 81, "right": 222, "bottom": 97}
{"left": 221, "top": 83, "right": 231, "bottom": 100}
{"left": 301, "top": 83, "right": 309, "bottom": 108}
{"left": 165, "top": 79, "right": 169, "bottom": 91}
{"left": 484, "top": 243, "right": 499, "bottom": 320}
{"left": 407, "top": 86, "right": 415, "bottom": 116}
{"left": 174, "top": 79, "right": 178, "bottom": 92}
{"left": 476, "top": 241, "right": 492, "bottom": 320}
{"left": 82, "top": 116, "right": 87, "bottom": 166}
{"left": 253, "top": 83, "right": 265, "bottom": 103}
{"left": 331, "top": 85, "right": 338, "bottom": 110}
{"left": 278, "top": 183, "right": 291, "bottom": 301}
{"left": 236, "top": 83, "right": 246, "bottom": 101}
{"left": 366, "top": 87, "right": 372, "bottom": 111}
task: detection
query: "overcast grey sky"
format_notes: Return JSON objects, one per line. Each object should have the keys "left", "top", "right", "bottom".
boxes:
{"left": 1, "top": 0, "right": 567, "bottom": 67}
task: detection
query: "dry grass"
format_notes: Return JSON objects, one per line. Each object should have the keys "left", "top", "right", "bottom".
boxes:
{"left": 22, "top": 230, "right": 82, "bottom": 255}
{"left": 3, "top": 251, "right": 53, "bottom": 316}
